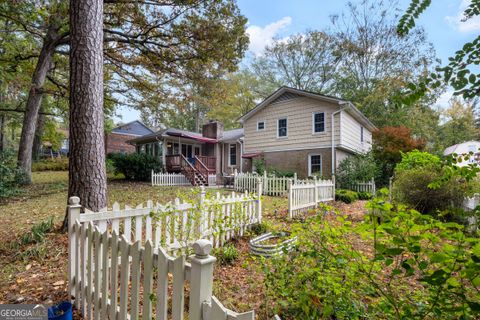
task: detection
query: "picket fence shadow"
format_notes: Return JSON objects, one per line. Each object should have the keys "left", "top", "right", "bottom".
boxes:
{"left": 67, "top": 184, "right": 262, "bottom": 319}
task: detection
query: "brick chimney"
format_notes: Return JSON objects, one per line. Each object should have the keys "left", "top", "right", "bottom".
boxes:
{"left": 202, "top": 120, "right": 224, "bottom": 140}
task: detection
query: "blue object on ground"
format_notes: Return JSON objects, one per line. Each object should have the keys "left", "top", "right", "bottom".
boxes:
{"left": 48, "top": 301, "right": 72, "bottom": 320}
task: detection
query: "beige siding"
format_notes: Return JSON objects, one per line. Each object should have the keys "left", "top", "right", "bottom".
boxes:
{"left": 243, "top": 97, "right": 341, "bottom": 154}
{"left": 340, "top": 111, "right": 372, "bottom": 153}
{"left": 335, "top": 149, "right": 351, "bottom": 167}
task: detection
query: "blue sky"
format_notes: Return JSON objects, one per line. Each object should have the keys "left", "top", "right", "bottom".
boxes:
{"left": 116, "top": 0, "right": 480, "bottom": 123}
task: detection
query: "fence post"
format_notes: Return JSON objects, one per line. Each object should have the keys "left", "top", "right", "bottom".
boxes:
{"left": 314, "top": 176, "right": 319, "bottom": 207}
{"left": 197, "top": 186, "right": 206, "bottom": 236}
{"left": 331, "top": 174, "right": 336, "bottom": 200}
{"left": 68, "top": 196, "right": 82, "bottom": 301}
{"left": 151, "top": 170, "right": 154, "bottom": 186}
{"left": 256, "top": 177, "right": 263, "bottom": 222}
{"left": 263, "top": 171, "right": 267, "bottom": 194}
{"left": 294, "top": 172, "right": 297, "bottom": 184}
{"left": 288, "top": 179, "right": 293, "bottom": 218}
{"left": 371, "top": 177, "right": 376, "bottom": 195}
{"left": 189, "top": 239, "right": 216, "bottom": 320}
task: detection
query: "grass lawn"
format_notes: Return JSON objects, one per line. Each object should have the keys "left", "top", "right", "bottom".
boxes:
{"left": 0, "top": 171, "right": 366, "bottom": 319}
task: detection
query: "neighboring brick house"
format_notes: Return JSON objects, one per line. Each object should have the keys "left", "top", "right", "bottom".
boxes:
{"left": 105, "top": 120, "right": 154, "bottom": 154}
{"left": 239, "top": 86, "right": 376, "bottom": 178}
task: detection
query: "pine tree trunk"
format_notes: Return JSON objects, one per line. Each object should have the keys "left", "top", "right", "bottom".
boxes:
{"left": 17, "top": 24, "right": 61, "bottom": 183}
{"left": 67, "top": 0, "right": 107, "bottom": 212}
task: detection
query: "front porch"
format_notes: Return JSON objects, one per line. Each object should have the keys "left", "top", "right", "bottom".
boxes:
{"left": 165, "top": 154, "right": 216, "bottom": 174}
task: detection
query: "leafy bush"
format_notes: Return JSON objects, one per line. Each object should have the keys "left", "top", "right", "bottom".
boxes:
{"left": 253, "top": 158, "right": 265, "bottom": 175}
{"left": 392, "top": 166, "right": 465, "bottom": 215}
{"left": 108, "top": 152, "right": 162, "bottom": 181}
{"left": 32, "top": 158, "right": 69, "bottom": 171}
{"left": 0, "top": 149, "right": 23, "bottom": 198}
{"left": 262, "top": 201, "right": 480, "bottom": 319}
{"left": 357, "top": 191, "right": 373, "bottom": 200}
{"left": 249, "top": 222, "right": 268, "bottom": 235}
{"left": 214, "top": 244, "right": 239, "bottom": 265}
{"left": 267, "top": 167, "right": 296, "bottom": 178}
{"left": 395, "top": 150, "right": 441, "bottom": 173}
{"left": 336, "top": 152, "right": 377, "bottom": 187}
{"left": 335, "top": 189, "right": 358, "bottom": 203}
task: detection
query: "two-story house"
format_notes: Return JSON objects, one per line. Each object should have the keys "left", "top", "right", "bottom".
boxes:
{"left": 129, "top": 86, "right": 376, "bottom": 185}
{"left": 239, "top": 87, "right": 376, "bottom": 178}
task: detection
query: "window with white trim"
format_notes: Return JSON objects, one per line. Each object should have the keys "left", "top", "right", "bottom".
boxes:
{"left": 313, "top": 112, "right": 325, "bottom": 133}
{"left": 257, "top": 121, "right": 265, "bottom": 131}
{"left": 229, "top": 144, "right": 237, "bottom": 166}
{"left": 309, "top": 154, "right": 322, "bottom": 176}
{"left": 278, "top": 118, "right": 287, "bottom": 137}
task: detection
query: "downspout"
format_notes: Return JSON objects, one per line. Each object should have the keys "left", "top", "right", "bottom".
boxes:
{"left": 332, "top": 103, "right": 348, "bottom": 176}
{"left": 237, "top": 139, "right": 243, "bottom": 173}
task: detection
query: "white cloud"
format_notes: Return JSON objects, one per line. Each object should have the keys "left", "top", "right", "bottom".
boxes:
{"left": 435, "top": 89, "right": 454, "bottom": 110}
{"left": 246, "top": 17, "right": 292, "bottom": 56}
{"left": 445, "top": 0, "right": 480, "bottom": 33}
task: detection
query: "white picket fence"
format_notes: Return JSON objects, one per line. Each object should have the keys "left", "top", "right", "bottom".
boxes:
{"left": 463, "top": 193, "right": 480, "bottom": 211}
{"left": 67, "top": 187, "right": 262, "bottom": 320}
{"left": 234, "top": 171, "right": 303, "bottom": 196}
{"left": 341, "top": 178, "right": 376, "bottom": 194}
{"left": 151, "top": 171, "right": 217, "bottom": 186}
{"left": 288, "top": 177, "right": 335, "bottom": 218}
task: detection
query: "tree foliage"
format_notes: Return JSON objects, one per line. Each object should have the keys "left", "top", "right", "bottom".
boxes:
{"left": 251, "top": 31, "right": 341, "bottom": 94}
{"left": 398, "top": 0, "right": 480, "bottom": 100}
{"left": 373, "top": 125, "right": 426, "bottom": 185}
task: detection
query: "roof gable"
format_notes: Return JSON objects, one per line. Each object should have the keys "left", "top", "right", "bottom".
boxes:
{"left": 112, "top": 120, "right": 154, "bottom": 136}
{"left": 239, "top": 86, "right": 376, "bottom": 131}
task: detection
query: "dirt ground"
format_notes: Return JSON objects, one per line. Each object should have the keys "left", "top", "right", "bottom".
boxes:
{"left": 0, "top": 171, "right": 369, "bottom": 319}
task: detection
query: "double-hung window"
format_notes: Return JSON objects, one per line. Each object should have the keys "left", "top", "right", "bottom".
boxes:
{"left": 309, "top": 154, "right": 322, "bottom": 176}
{"left": 257, "top": 121, "right": 265, "bottom": 131}
{"left": 229, "top": 144, "right": 237, "bottom": 166}
{"left": 313, "top": 112, "right": 325, "bottom": 133}
{"left": 278, "top": 118, "right": 287, "bottom": 138}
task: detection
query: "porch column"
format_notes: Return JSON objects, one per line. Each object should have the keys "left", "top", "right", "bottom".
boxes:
{"left": 162, "top": 140, "right": 167, "bottom": 171}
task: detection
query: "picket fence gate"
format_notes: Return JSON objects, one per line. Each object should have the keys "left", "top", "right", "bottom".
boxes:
{"left": 288, "top": 177, "right": 335, "bottom": 218}
{"left": 67, "top": 189, "right": 262, "bottom": 319}
{"left": 152, "top": 171, "right": 217, "bottom": 187}
{"left": 234, "top": 171, "right": 306, "bottom": 196}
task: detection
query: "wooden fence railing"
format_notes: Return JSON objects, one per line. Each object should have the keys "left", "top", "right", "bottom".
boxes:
{"left": 288, "top": 177, "right": 335, "bottom": 218}
{"left": 67, "top": 189, "right": 261, "bottom": 319}
{"left": 152, "top": 171, "right": 217, "bottom": 187}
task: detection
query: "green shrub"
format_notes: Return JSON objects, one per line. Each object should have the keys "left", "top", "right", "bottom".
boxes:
{"left": 253, "top": 158, "right": 265, "bottom": 175}
{"left": 357, "top": 191, "right": 373, "bottom": 200}
{"left": 249, "top": 222, "right": 268, "bottom": 235}
{"left": 32, "top": 158, "right": 69, "bottom": 171}
{"left": 262, "top": 201, "right": 480, "bottom": 319}
{"left": 392, "top": 166, "right": 465, "bottom": 215}
{"left": 267, "top": 167, "right": 296, "bottom": 178}
{"left": 336, "top": 152, "right": 378, "bottom": 188}
{"left": 214, "top": 244, "right": 239, "bottom": 265}
{"left": 108, "top": 152, "right": 162, "bottom": 181}
{"left": 335, "top": 189, "right": 358, "bottom": 203}
{"left": 395, "top": 150, "right": 441, "bottom": 174}
{"left": 0, "top": 149, "right": 23, "bottom": 198}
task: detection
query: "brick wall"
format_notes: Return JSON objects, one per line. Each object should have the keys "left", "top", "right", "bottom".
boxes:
{"left": 263, "top": 148, "right": 333, "bottom": 179}
{"left": 105, "top": 133, "right": 137, "bottom": 154}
